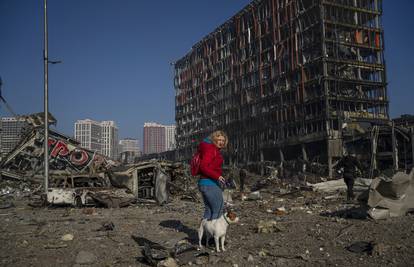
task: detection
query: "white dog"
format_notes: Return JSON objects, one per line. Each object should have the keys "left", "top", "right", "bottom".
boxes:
{"left": 198, "top": 211, "right": 239, "bottom": 252}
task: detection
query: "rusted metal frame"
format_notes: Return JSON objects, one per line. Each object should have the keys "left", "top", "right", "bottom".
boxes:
{"left": 324, "top": 57, "right": 385, "bottom": 70}
{"left": 324, "top": 19, "right": 382, "bottom": 33}
{"left": 290, "top": 1, "right": 304, "bottom": 132}
{"left": 319, "top": 1, "right": 335, "bottom": 177}
{"left": 322, "top": 1, "right": 381, "bottom": 15}
{"left": 276, "top": 0, "right": 282, "bottom": 75}
{"left": 269, "top": 0, "right": 279, "bottom": 107}
{"left": 251, "top": 6, "right": 264, "bottom": 98}
{"left": 411, "top": 127, "right": 414, "bottom": 168}
{"left": 174, "top": 0, "right": 387, "bottom": 165}
{"left": 391, "top": 121, "right": 398, "bottom": 171}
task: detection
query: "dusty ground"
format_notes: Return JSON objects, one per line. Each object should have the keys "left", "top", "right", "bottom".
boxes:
{"left": 1, "top": 187, "right": 414, "bottom": 267}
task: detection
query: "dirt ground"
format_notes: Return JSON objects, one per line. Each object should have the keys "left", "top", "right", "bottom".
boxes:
{"left": 1, "top": 187, "right": 414, "bottom": 267}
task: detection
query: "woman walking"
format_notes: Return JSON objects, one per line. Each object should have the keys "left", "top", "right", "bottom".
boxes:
{"left": 198, "top": 130, "right": 228, "bottom": 220}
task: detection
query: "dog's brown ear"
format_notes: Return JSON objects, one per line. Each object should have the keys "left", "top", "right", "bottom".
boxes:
{"left": 227, "top": 211, "right": 237, "bottom": 221}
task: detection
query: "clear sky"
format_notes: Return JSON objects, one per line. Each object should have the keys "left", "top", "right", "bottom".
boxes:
{"left": 1, "top": 0, "right": 413, "bottom": 144}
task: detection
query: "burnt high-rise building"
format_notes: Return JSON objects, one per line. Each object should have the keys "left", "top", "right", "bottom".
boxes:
{"left": 174, "top": 0, "right": 387, "bottom": 174}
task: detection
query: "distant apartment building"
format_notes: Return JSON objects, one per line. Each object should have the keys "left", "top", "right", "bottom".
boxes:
{"left": 143, "top": 122, "right": 176, "bottom": 154}
{"left": 119, "top": 138, "right": 140, "bottom": 163}
{"left": 101, "top": 121, "right": 119, "bottom": 159}
{"left": 74, "top": 119, "right": 118, "bottom": 159}
{"left": 143, "top": 122, "right": 165, "bottom": 154}
{"left": 0, "top": 117, "right": 28, "bottom": 157}
{"left": 74, "top": 119, "right": 102, "bottom": 152}
{"left": 165, "top": 125, "right": 176, "bottom": 151}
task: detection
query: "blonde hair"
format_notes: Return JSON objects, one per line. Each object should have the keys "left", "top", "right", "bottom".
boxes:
{"left": 209, "top": 130, "right": 228, "bottom": 148}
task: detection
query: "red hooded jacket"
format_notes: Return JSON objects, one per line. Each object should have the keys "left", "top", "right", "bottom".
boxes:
{"left": 198, "top": 139, "right": 223, "bottom": 180}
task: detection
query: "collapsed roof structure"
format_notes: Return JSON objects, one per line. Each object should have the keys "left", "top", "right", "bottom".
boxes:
{"left": 0, "top": 112, "right": 110, "bottom": 181}
{"left": 0, "top": 113, "right": 190, "bottom": 206}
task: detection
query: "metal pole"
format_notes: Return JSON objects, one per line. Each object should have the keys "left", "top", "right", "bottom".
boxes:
{"left": 411, "top": 127, "right": 414, "bottom": 169}
{"left": 43, "top": 0, "right": 49, "bottom": 194}
{"left": 391, "top": 121, "right": 398, "bottom": 171}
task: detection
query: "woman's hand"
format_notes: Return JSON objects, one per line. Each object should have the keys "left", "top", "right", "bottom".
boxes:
{"left": 218, "top": 176, "right": 226, "bottom": 184}
{"left": 218, "top": 176, "right": 226, "bottom": 189}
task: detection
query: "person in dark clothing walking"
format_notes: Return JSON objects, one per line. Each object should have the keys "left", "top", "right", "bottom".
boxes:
{"left": 335, "top": 153, "right": 363, "bottom": 201}
{"left": 239, "top": 168, "right": 247, "bottom": 192}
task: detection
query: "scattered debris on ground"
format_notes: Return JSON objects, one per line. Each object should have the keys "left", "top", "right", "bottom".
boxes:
{"left": 1, "top": 121, "right": 413, "bottom": 266}
{"left": 1, "top": 161, "right": 414, "bottom": 266}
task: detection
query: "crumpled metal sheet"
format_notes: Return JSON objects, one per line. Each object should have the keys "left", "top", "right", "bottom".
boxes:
{"left": 1, "top": 127, "right": 110, "bottom": 180}
{"left": 155, "top": 167, "right": 170, "bottom": 205}
{"left": 368, "top": 169, "right": 414, "bottom": 218}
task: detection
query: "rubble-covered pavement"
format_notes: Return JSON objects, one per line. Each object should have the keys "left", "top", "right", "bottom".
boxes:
{"left": 1, "top": 170, "right": 414, "bottom": 267}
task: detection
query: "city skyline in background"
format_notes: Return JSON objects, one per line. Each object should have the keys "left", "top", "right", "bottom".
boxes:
{"left": 0, "top": 115, "right": 175, "bottom": 159}
{"left": 1, "top": 0, "right": 414, "bottom": 143}
{"left": 73, "top": 119, "right": 175, "bottom": 158}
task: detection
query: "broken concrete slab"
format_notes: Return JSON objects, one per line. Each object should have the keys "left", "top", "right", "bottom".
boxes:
{"left": 256, "top": 220, "right": 283, "bottom": 233}
{"left": 368, "top": 169, "right": 414, "bottom": 219}
{"left": 155, "top": 167, "right": 170, "bottom": 205}
{"left": 75, "top": 251, "right": 97, "bottom": 265}
{"left": 308, "top": 178, "right": 372, "bottom": 193}
{"left": 157, "top": 257, "right": 178, "bottom": 267}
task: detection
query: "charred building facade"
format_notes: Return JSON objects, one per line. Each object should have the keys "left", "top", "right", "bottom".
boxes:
{"left": 174, "top": 0, "right": 388, "bottom": 174}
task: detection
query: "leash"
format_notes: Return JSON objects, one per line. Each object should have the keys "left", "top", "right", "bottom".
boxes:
{"left": 223, "top": 182, "right": 233, "bottom": 215}
{"left": 223, "top": 212, "right": 231, "bottom": 225}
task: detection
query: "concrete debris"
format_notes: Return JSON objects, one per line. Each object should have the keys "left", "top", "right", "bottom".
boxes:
{"left": 134, "top": 235, "right": 203, "bottom": 266}
{"left": 96, "top": 221, "right": 115, "bottom": 231}
{"left": 371, "top": 242, "right": 389, "bottom": 256}
{"left": 309, "top": 178, "right": 372, "bottom": 193}
{"left": 141, "top": 242, "right": 170, "bottom": 266}
{"left": 223, "top": 189, "right": 233, "bottom": 205}
{"left": 61, "top": 233, "right": 74, "bottom": 241}
{"left": 43, "top": 243, "right": 68, "bottom": 249}
{"left": 154, "top": 167, "right": 170, "bottom": 205}
{"left": 258, "top": 249, "right": 268, "bottom": 257}
{"left": 256, "top": 220, "right": 283, "bottom": 233}
{"left": 0, "top": 124, "right": 190, "bottom": 207}
{"left": 75, "top": 251, "right": 97, "bottom": 265}
{"left": 275, "top": 207, "right": 287, "bottom": 216}
{"left": 2, "top": 161, "right": 414, "bottom": 266}
{"left": 346, "top": 241, "right": 387, "bottom": 256}
{"left": 367, "top": 208, "right": 390, "bottom": 220}
{"left": 368, "top": 169, "right": 414, "bottom": 219}
{"left": 195, "top": 255, "right": 209, "bottom": 265}
{"left": 89, "top": 190, "right": 135, "bottom": 208}
{"left": 247, "top": 191, "right": 262, "bottom": 200}
{"left": 82, "top": 208, "right": 97, "bottom": 215}
{"left": 0, "top": 201, "right": 14, "bottom": 209}
{"left": 157, "top": 257, "right": 178, "bottom": 267}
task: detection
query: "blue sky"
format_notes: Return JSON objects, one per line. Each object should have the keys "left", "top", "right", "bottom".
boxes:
{"left": 1, "top": 0, "right": 413, "bottom": 143}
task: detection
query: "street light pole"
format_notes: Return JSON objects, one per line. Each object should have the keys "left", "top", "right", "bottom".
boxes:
{"left": 43, "top": 0, "right": 49, "bottom": 194}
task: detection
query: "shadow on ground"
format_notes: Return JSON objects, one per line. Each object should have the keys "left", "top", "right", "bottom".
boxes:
{"left": 320, "top": 205, "right": 369, "bottom": 220}
{"left": 159, "top": 219, "right": 199, "bottom": 244}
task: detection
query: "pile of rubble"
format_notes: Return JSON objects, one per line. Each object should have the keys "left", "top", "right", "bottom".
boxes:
{"left": 1, "top": 114, "right": 413, "bottom": 224}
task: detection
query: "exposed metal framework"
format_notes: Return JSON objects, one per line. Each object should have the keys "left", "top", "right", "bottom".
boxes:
{"left": 174, "top": 0, "right": 388, "bottom": 175}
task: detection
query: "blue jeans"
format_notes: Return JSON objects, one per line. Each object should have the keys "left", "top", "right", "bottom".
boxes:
{"left": 198, "top": 184, "right": 223, "bottom": 220}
